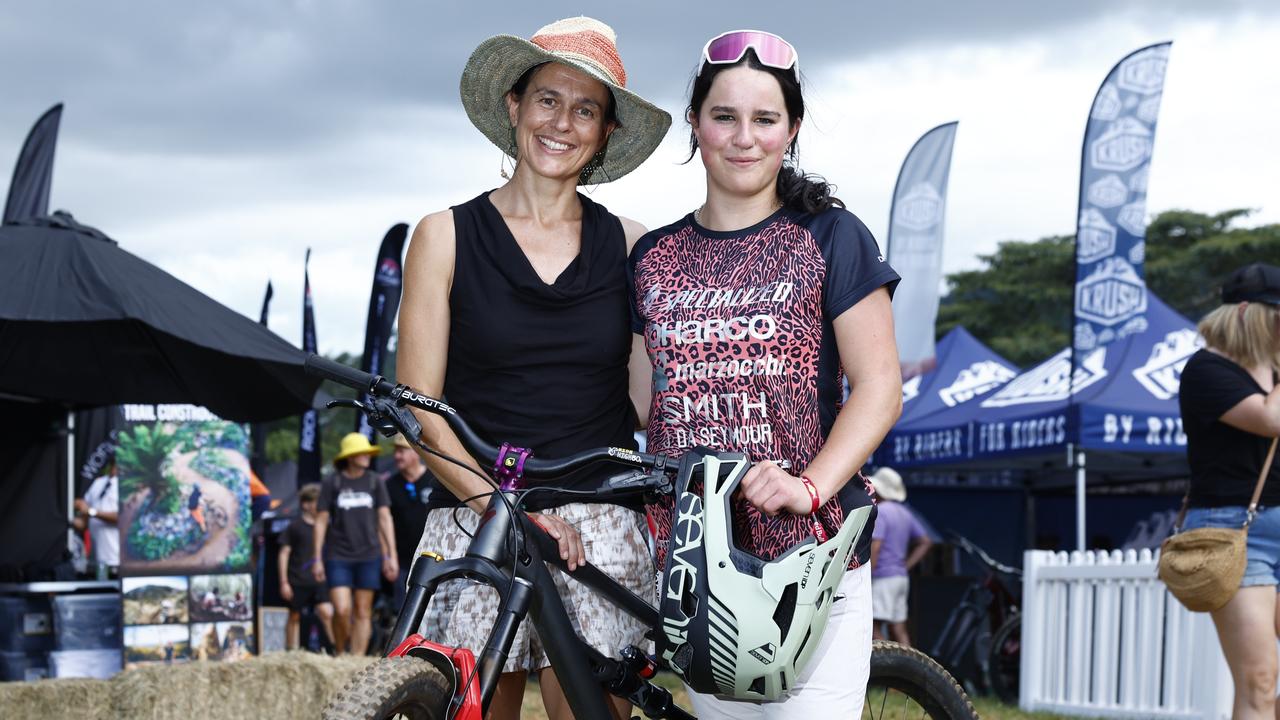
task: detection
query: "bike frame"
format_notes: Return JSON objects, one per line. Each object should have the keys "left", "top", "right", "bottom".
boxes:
{"left": 385, "top": 492, "right": 664, "bottom": 720}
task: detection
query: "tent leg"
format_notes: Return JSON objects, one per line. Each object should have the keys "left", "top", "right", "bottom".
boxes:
{"left": 66, "top": 410, "right": 76, "bottom": 551}
{"left": 1076, "top": 450, "right": 1087, "bottom": 552}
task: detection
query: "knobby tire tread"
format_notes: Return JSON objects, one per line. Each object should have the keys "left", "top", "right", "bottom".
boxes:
{"left": 867, "top": 640, "right": 978, "bottom": 719}
{"left": 323, "top": 656, "right": 452, "bottom": 720}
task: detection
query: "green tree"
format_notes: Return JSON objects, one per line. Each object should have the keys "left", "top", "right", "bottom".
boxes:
{"left": 257, "top": 343, "right": 400, "bottom": 466}
{"left": 937, "top": 209, "right": 1280, "bottom": 367}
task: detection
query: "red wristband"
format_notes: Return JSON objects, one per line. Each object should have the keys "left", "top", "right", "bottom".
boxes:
{"left": 800, "top": 476, "right": 828, "bottom": 542}
{"left": 800, "top": 475, "right": 821, "bottom": 515}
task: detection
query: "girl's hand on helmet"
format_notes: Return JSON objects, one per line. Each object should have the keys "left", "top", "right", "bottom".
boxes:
{"left": 528, "top": 512, "right": 587, "bottom": 571}
{"left": 739, "top": 461, "right": 814, "bottom": 517}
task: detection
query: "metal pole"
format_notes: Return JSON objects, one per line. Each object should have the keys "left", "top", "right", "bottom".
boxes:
{"left": 1076, "top": 450, "right": 1087, "bottom": 552}
{"left": 66, "top": 410, "right": 76, "bottom": 550}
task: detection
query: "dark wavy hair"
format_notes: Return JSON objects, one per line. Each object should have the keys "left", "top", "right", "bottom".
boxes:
{"left": 686, "top": 48, "right": 842, "bottom": 213}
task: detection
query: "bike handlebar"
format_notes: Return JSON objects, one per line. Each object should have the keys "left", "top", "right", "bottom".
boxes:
{"left": 948, "top": 532, "right": 1022, "bottom": 577}
{"left": 304, "top": 354, "right": 672, "bottom": 484}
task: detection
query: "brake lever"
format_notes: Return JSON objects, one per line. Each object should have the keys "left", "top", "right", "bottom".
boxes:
{"left": 326, "top": 398, "right": 369, "bottom": 412}
{"left": 369, "top": 396, "right": 423, "bottom": 440}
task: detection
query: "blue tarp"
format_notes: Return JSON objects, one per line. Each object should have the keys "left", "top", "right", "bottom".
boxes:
{"left": 876, "top": 292, "right": 1201, "bottom": 477}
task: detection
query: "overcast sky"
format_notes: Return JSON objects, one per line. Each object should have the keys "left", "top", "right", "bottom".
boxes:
{"left": 2, "top": 1, "right": 1277, "bottom": 355}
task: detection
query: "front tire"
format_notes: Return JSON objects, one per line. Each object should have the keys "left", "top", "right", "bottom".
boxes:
{"left": 864, "top": 641, "right": 977, "bottom": 719}
{"left": 324, "top": 656, "right": 453, "bottom": 720}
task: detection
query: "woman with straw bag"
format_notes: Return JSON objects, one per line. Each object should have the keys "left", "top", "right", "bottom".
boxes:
{"left": 1165, "top": 263, "right": 1280, "bottom": 719}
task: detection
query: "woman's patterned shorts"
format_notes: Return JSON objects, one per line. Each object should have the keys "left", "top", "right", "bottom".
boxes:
{"left": 412, "top": 502, "right": 655, "bottom": 673}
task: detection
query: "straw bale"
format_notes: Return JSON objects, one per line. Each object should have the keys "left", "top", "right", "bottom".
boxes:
{"left": 0, "top": 677, "right": 110, "bottom": 720}
{"left": 0, "top": 652, "right": 375, "bottom": 719}
{"left": 112, "top": 651, "right": 374, "bottom": 719}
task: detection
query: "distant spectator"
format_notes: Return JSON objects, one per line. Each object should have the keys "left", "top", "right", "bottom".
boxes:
{"left": 278, "top": 483, "right": 334, "bottom": 651}
{"left": 313, "top": 433, "right": 396, "bottom": 655}
{"left": 384, "top": 434, "right": 434, "bottom": 611}
{"left": 73, "top": 455, "right": 120, "bottom": 574}
{"left": 869, "top": 467, "right": 932, "bottom": 647}
{"left": 1176, "top": 263, "right": 1280, "bottom": 718}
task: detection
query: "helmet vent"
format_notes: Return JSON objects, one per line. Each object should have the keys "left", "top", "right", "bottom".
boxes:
{"left": 772, "top": 582, "right": 798, "bottom": 643}
{"left": 681, "top": 576, "right": 700, "bottom": 619}
{"left": 749, "top": 675, "right": 767, "bottom": 696}
{"left": 793, "top": 625, "right": 814, "bottom": 669}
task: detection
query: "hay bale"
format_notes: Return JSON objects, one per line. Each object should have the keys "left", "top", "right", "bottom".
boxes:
{"left": 0, "top": 652, "right": 379, "bottom": 719}
{"left": 111, "top": 651, "right": 374, "bottom": 719}
{"left": 0, "top": 677, "right": 110, "bottom": 720}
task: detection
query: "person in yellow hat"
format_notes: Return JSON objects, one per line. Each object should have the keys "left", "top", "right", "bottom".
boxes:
{"left": 311, "top": 432, "right": 395, "bottom": 655}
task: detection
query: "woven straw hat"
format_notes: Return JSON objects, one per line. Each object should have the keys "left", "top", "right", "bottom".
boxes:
{"left": 459, "top": 16, "right": 671, "bottom": 184}
{"left": 870, "top": 467, "right": 907, "bottom": 502}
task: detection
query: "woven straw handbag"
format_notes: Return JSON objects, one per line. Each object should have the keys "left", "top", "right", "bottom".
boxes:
{"left": 1159, "top": 437, "right": 1278, "bottom": 612}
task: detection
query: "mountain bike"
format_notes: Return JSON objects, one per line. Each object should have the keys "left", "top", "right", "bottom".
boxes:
{"left": 304, "top": 355, "right": 976, "bottom": 719}
{"left": 926, "top": 532, "right": 1021, "bottom": 703}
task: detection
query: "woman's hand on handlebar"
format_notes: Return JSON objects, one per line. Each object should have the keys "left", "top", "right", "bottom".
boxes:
{"left": 739, "top": 461, "right": 814, "bottom": 517}
{"left": 528, "top": 512, "right": 586, "bottom": 571}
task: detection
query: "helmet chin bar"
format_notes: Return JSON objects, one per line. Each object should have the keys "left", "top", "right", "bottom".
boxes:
{"left": 656, "top": 447, "right": 871, "bottom": 701}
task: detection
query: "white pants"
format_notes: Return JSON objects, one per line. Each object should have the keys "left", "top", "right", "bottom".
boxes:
{"left": 686, "top": 563, "right": 873, "bottom": 719}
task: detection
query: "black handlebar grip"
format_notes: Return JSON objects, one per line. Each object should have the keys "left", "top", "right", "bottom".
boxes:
{"left": 304, "top": 354, "right": 374, "bottom": 391}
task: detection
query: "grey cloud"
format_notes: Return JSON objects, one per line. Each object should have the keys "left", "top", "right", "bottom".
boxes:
{"left": 0, "top": 0, "right": 1270, "bottom": 160}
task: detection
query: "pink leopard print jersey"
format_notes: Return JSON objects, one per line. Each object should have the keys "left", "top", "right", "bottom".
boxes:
{"left": 629, "top": 206, "right": 899, "bottom": 570}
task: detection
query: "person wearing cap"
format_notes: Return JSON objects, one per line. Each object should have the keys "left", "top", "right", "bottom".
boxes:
{"left": 396, "top": 17, "right": 670, "bottom": 718}
{"left": 312, "top": 432, "right": 395, "bottom": 655}
{"left": 629, "top": 29, "right": 900, "bottom": 717}
{"left": 1178, "top": 262, "right": 1280, "bottom": 718}
{"left": 384, "top": 434, "right": 434, "bottom": 612}
{"left": 868, "top": 467, "right": 931, "bottom": 647}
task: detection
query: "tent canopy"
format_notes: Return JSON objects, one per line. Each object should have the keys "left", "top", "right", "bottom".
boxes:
{"left": 899, "top": 326, "right": 1019, "bottom": 423}
{"left": 0, "top": 213, "right": 320, "bottom": 422}
{"left": 875, "top": 293, "right": 1200, "bottom": 484}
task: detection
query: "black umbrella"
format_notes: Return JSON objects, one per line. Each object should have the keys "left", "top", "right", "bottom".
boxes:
{"left": 0, "top": 212, "right": 320, "bottom": 422}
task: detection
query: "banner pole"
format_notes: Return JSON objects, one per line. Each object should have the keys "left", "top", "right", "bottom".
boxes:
{"left": 1076, "top": 450, "right": 1087, "bottom": 552}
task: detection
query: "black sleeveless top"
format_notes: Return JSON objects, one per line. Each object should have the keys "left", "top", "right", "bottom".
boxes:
{"left": 428, "top": 191, "right": 638, "bottom": 511}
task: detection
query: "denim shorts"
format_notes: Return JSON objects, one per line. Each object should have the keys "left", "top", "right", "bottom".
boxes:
{"left": 324, "top": 557, "right": 381, "bottom": 590}
{"left": 1183, "top": 505, "right": 1280, "bottom": 588}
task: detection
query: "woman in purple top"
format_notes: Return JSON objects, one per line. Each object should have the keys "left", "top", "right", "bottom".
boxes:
{"left": 869, "top": 467, "right": 932, "bottom": 646}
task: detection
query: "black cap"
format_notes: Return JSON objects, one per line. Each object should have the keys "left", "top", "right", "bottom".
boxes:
{"left": 1223, "top": 263, "right": 1280, "bottom": 305}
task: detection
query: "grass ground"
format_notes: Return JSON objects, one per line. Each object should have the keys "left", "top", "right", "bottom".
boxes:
{"left": 518, "top": 675, "right": 1079, "bottom": 719}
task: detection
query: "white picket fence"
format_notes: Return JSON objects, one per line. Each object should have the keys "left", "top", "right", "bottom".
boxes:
{"left": 1020, "top": 549, "right": 1233, "bottom": 719}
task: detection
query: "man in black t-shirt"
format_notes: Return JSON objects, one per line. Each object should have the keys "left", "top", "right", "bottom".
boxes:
{"left": 385, "top": 434, "right": 434, "bottom": 610}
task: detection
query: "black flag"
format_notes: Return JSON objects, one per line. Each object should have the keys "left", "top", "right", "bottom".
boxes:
{"left": 4, "top": 103, "right": 62, "bottom": 225}
{"left": 356, "top": 224, "right": 408, "bottom": 438}
{"left": 250, "top": 280, "right": 274, "bottom": 478}
{"left": 298, "top": 253, "right": 320, "bottom": 488}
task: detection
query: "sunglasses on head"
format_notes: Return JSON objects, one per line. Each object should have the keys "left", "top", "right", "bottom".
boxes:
{"left": 698, "top": 30, "right": 800, "bottom": 80}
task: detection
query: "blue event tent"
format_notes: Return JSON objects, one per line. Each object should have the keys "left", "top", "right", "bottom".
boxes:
{"left": 874, "top": 292, "right": 1202, "bottom": 485}
{"left": 899, "top": 326, "right": 1020, "bottom": 424}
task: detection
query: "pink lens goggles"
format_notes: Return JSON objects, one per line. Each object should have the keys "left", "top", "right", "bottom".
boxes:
{"left": 699, "top": 29, "right": 800, "bottom": 79}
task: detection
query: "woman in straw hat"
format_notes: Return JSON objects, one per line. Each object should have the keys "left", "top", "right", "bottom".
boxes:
{"left": 1176, "top": 263, "right": 1280, "bottom": 718}
{"left": 397, "top": 17, "right": 670, "bottom": 719}
{"left": 628, "top": 29, "right": 901, "bottom": 716}
{"left": 312, "top": 432, "right": 395, "bottom": 655}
